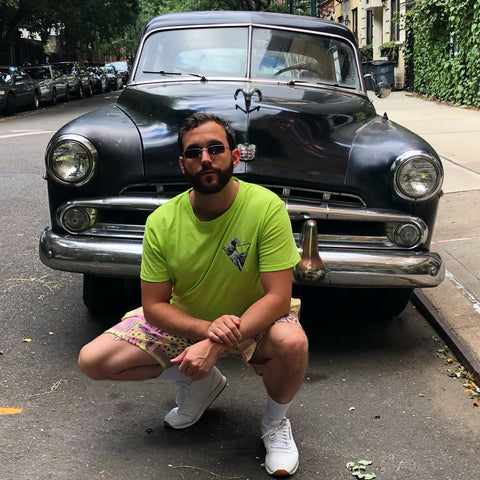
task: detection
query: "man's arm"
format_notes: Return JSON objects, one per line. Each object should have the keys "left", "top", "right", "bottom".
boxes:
{"left": 141, "top": 279, "right": 241, "bottom": 345}
{"left": 141, "top": 279, "right": 211, "bottom": 341}
{"left": 206, "top": 267, "right": 293, "bottom": 344}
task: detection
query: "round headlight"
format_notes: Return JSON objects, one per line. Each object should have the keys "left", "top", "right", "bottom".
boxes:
{"left": 392, "top": 151, "right": 443, "bottom": 201}
{"left": 46, "top": 134, "right": 97, "bottom": 186}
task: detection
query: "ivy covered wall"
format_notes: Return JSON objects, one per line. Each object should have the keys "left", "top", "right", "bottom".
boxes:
{"left": 406, "top": 0, "right": 480, "bottom": 107}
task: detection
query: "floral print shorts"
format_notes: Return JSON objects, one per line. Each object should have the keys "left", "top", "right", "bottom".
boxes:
{"left": 105, "top": 298, "right": 302, "bottom": 373}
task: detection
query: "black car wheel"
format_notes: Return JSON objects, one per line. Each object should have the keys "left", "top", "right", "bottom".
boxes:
{"left": 344, "top": 287, "right": 413, "bottom": 320}
{"left": 51, "top": 88, "right": 58, "bottom": 105}
{"left": 86, "top": 82, "right": 93, "bottom": 97}
{"left": 32, "top": 91, "right": 39, "bottom": 109}
{"left": 83, "top": 274, "right": 141, "bottom": 319}
{"left": 5, "top": 92, "right": 16, "bottom": 115}
{"left": 65, "top": 87, "right": 71, "bottom": 102}
{"left": 77, "top": 84, "right": 84, "bottom": 99}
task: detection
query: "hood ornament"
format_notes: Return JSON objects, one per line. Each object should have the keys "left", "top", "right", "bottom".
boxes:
{"left": 234, "top": 88, "right": 262, "bottom": 114}
{"left": 237, "top": 143, "right": 256, "bottom": 162}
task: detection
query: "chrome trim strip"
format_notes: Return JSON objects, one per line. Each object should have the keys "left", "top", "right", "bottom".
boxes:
{"left": 56, "top": 196, "right": 428, "bottom": 248}
{"left": 39, "top": 228, "right": 444, "bottom": 287}
{"left": 58, "top": 195, "right": 424, "bottom": 224}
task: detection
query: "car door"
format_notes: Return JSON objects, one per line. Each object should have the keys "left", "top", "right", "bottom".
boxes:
{"left": 11, "top": 67, "right": 29, "bottom": 107}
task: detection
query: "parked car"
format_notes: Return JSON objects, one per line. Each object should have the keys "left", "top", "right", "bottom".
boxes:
{"left": 53, "top": 61, "right": 92, "bottom": 99}
{"left": 24, "top": 65, "right": 69, "bottom": 104}
{"left": 0, "top": 66, "right": 39, "bottom": 115}
{"left": 0, "top": 78, "right": 12, "bottom": 113}
{"left": 88, "top": 66, "right": 107, "bottom": 94}
{"left": 101, "top": 65, "right": 122, "bottom": 91}
{"left": 40, "top": 11, "right": 445, "bottom": 318}
{"left": 105, "top": 60, "right": 129, "bottom": 85}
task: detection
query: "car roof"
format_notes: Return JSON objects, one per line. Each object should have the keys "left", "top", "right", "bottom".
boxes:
{"left": 144, "top": 11, "right": 356, "bottom": 44}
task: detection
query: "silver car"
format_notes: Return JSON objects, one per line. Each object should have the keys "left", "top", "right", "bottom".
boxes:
{"left": 24, "top": 65, "right": 70, "bottom": 105}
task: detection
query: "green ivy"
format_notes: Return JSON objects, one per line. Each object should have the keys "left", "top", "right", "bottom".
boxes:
{"left": 404, "top": 0, "right": 480, "bottom": 107}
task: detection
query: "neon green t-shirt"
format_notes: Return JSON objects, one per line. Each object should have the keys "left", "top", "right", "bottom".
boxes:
{"left": 141, "top": 179, "right": 300, "bottom": 321}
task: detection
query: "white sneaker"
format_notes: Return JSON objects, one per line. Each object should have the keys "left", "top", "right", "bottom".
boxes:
{"left": 164, "top": 366, "right": 226, "bottom": 429}
{"left": 261, "top": 418, "right": 299, "bottom": 476}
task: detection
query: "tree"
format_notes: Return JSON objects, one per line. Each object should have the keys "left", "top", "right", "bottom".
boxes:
{"left": 0, "top": 0, "right": 140, "bottom": 63}
{"left": 55, "top": 0, "right": 140, "bottom": 59}
{"left": 0, "top": 0, "right": 58, "bottom": 62}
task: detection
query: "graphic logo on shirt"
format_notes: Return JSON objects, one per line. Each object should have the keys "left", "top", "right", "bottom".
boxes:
{"left": 223, "top": 237, "right": 250, "bottom": 271}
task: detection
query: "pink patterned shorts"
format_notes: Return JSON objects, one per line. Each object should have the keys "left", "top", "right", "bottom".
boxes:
{"left": 105, "top": 298, "right": 302, "bottom": 373}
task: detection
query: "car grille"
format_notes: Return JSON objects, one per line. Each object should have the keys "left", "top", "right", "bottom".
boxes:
{"left": 60, "top": 182, "right": 426, "bottom": 250}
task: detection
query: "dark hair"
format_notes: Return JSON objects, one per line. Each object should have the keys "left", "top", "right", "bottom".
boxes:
{"left": 178, "top": 112, "right": 236, "bottom": 153}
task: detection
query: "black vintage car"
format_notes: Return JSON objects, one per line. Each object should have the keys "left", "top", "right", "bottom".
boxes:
{"left": 39, "top": 11, "right": 444, "bottom": 318}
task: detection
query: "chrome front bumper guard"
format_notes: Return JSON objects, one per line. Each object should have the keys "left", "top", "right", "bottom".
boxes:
{"left": 39, "top": 223, "right": 444, "bottom": 288}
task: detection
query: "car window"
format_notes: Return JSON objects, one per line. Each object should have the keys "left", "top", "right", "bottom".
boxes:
{"left": 26, "top": 67, "right": 51, "bottom": 80}
{"left": 251, "top": 28, "right": 360, "bottom": 88}
{"left": 0, "top": 68, "right": 10, "bottom": 81}
{"left": 135, "top": 27, "right": 249, "bottom": 81}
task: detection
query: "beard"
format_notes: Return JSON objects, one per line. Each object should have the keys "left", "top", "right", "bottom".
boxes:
{"left": 183, "top": 159, "right": 234, "bottom": 195}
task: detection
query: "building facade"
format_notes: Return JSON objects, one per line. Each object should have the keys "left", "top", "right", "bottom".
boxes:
{"left": 333, "top": 0, "right": 406, "bottom": 89}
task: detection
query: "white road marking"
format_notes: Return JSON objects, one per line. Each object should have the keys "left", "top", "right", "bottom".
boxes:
{"left": 445, "top": 270, "right": 480, "bottom": 315}
{"left": 0, "top": 130, "right": 55, "bottom": 139}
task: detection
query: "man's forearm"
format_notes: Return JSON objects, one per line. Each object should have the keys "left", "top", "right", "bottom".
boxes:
{"left": 237, "top": 292, "right": 291, "bottom": 341}
{"left": 143, "top": 302, "right": 211, "bottom": 341}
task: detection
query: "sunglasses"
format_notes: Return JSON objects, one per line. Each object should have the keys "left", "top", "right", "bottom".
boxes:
{"left": 183, "top": 144, "right": 230, "bottom": 159}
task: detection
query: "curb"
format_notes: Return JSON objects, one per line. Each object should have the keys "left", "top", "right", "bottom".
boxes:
{"left": 412, "top": 288, "right": 480, "bottom": 384}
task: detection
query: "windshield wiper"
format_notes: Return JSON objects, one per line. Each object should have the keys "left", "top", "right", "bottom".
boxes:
{"left": 143, "top": 70, "right": 207, "bottom": 81}
{"left": 284, "top": 79, "right": 357, "bottom": 89}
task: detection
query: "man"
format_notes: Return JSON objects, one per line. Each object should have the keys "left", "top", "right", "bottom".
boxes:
{"left": 78, "top": 112, "right": 309, "bottom": 477}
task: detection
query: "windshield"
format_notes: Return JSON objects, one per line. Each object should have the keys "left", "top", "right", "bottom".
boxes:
{"left": 56, "top": 63, "right": 73, "bottom": 74}
{"left": 135, "top": 27, "right": 249, "bottom": 81}
{"left": 25, "top": 67, "right": 51, "bottom": 80}
{"left": 0, "top": 68, "right": 11, "bottom": 82}
{"left": 134, "top": 26, "right": 360, "bottom": 89}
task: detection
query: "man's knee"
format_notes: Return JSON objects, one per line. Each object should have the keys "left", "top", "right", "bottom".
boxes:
{"left": 78, "top": 344, "right": 108, "bottom": 380}
{"left": 272, "top": 324, "right": 309, "bottom": 359}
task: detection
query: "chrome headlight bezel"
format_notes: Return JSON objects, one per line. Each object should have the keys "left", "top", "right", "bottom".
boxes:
{"left": 45, "top": 134, "right": 97, "bottom": 186}
{"left": 391, "top": 151, "right": 443, "bottom": 202}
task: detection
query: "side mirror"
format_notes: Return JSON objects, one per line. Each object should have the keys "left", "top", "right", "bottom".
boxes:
{"left": 364, "top": 74, "right": 391, "bottom": 99}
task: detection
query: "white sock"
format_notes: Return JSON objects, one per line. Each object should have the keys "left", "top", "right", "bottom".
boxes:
{"left": 160, "top": 365, "right": 193, "bottom": 385}
{"left": 262, "top": 394, "right": 292, "bottom": 427}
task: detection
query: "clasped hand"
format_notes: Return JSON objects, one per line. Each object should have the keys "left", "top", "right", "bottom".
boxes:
{"left": 170, "top": 315, "right": 242, "bottom": 380}
{"left": 206, "top": 314, "right": 242, "bottom": 347}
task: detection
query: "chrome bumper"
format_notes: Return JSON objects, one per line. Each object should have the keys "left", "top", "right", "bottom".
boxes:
{"left": 39, "top": 227, "right": 444, "bottom": 288}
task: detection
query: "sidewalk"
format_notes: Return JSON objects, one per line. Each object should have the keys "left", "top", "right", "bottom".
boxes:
{"left": 377, "top": 92, "right": 480, "bottom": 379}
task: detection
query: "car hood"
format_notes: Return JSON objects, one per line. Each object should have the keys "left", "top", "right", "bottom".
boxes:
{"left": 117, "top": 81, "right": 377, "bottom": 189}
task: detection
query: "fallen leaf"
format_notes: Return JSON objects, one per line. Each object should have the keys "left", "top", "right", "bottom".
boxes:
{"left": 22, "top": 338, "right": 32, "bottom": 343}
{"left": 474, "top": 398, "right": 480, "bottom": 407}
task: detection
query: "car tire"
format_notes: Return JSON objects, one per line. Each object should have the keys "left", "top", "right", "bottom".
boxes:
{"left": 344, "top": 287, "right": 413, "bottom": 320}
{"left": 65, "top": 87, "right": 71, "bottom": 102}
{"left": 86, "top": 82, "right": 93, "bottom": 97}
{"left": 77, "top": 84, "right": 84, "bottom": 99}
{"left": 51, "top": 88, "right": 58, "bottom": 105}
{"left": 5, "top": 92, "right": 16, "bottom": 115}
{"left": 32, "top": 90, "right": 39, "bottom": 109}
{"left": 83, "top": 274, "right": 141, "bottom": 319}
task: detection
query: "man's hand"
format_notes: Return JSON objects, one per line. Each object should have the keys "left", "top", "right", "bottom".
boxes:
{"left": 207, "top": 315, "right": 242, "bottom": 347}
{"left": 170, "top": 339, "right": 227, "bottom": 380}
